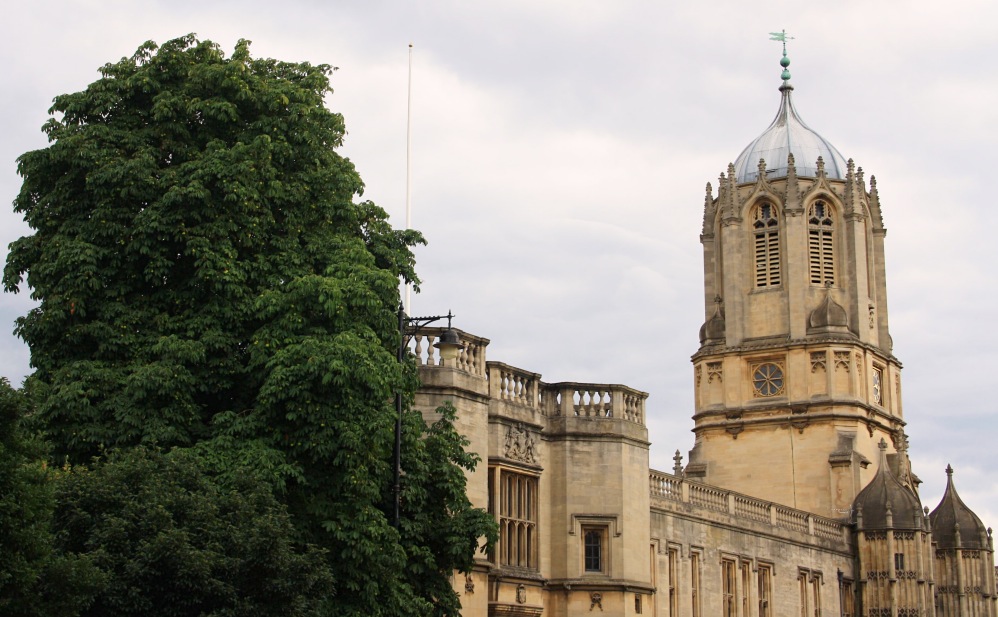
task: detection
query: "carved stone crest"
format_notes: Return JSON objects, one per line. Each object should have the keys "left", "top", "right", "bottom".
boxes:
{"left": 590, "top": 592, "right": 603, "bottom": 611}
{"left": 464, "top": 573, "right": 474, "bottom": 594}
{"left": 504, "top": 423, "right": 537, "bottom": 464}
{"left": 516, "top": 584, "right": 526, "bottom": 604}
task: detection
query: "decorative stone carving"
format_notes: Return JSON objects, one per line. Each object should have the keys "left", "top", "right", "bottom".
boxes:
{"left": 504, "top": 423, "right": 537, "bottom": 464}
{"left": 707, "top": 362, "right": 723, "bottom": 383}
{"left": 590, "top": 592, "right": 603, "bottom": 611}
{"left": 516, "top": 584, "right": 526, "bottom": 604}
{"left": 464, "top": 573, "right": 474, "bottom": 594}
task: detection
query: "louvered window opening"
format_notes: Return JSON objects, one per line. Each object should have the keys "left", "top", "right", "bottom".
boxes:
{"left": 808, "top": 200, "right": 834, "bottom": 285}
{"left": 753, "top": 203, "right": 781, "bottom": 287}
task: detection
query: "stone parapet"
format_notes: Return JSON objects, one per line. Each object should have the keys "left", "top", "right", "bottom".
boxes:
{"left": 650, "top": 469, "right": 852, "bottom": 551}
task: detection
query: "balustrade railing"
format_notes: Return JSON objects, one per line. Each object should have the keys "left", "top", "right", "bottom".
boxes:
{"left": 689, "top": 482, "right": 728, "bottom": 512}
{"left": 734, "top": 494, "right": 772, "bottom": 523}
{"left": 411, "top": 329, "right": 647, "bottom": 426}
{"left": 489, "top": 363, "right": 539, "bottom": 408}
{"left": 649, "top": 469, "right": 847, "bottom": 543}
{"left": 650, "top": 470, "right": 683, "bottom": 501}
{"left": 409, "top": 328, "right": 488, "bottom": 377}
{"left": 540, "top": 382, "right": 647, "bottom": 426}
{"left": 775, "top": 505, "right": 810, "bottom": 534}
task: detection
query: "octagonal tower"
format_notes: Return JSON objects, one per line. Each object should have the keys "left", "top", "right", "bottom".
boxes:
{"left": 686, "top": 52, "right": 908, "bottom": 518}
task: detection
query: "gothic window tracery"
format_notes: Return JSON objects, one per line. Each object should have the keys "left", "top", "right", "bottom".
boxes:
{"left": 752, "top": 362, "right": 785, "bottom": 397}
{"left": 751, "top": 202, "right": 781, "bottom": 287}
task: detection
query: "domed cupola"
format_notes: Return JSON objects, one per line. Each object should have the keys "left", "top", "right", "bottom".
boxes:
{"left": 853, "top": 439, "right": 924, "bottom": 531}
{"left": 731, "top": 48, "right": 848, "bottom": 183}
{"left": 930, "top": 465, "right": 990, "bottom": 550}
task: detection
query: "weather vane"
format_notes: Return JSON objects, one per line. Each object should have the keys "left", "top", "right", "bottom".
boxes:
{"left": 769, "top": 29, "right": 794, "bottom": 82}
{"left": 769, "top": 29, "right": 794, "bottom": 55}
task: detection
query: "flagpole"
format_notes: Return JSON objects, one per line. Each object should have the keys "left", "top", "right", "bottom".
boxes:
{"left": 404, "top": 43, "right": 413, "bottom": 313}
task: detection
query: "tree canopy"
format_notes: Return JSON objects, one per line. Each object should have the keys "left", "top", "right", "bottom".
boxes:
{"left": 53, "top": 447, "right": 335, "bottom": 617}
{"left": 4, "top": 35, "right": 494, "bottom": 616}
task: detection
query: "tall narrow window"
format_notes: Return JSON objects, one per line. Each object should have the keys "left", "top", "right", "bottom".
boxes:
{"left": 758, "top": 564, "right": 773, "bottom": 617}
{"left": 721, "top": 559, "right": 736, "bottom": 617}
{"left": 492, "top": 469, "right": 538, "bottom": 569}
{"left": 691, "top": 551, "right": 702, "bottom": 617}
{"left": 668, "top": 547, "right": 679, "bottom": 616}
{"left": 872, "top": 366, "right": 884, "bottom": 406}
{"left": 798, "top": 571, "right": 809, "bottom": 617}
{"left": 808, "top": 200, "right": 835, "bottom": 285}
{"left": 811, "top": 575, "right": 821, "bottom": 617}
{"left": 741, "top": 562, "right": 751, "bottom": 617}
{"left": 583, "top": 528, "right": 605, "bottom": 572}
{"left": 841, "top": 579, "right": 855, "bottom": 617}
{"left": 752, "top": 202, "right": 781, "bottom": 287}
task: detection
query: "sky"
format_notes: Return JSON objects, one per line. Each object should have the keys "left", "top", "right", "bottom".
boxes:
{"left": 3, "top": 1, "right": 997, "bottom": 525}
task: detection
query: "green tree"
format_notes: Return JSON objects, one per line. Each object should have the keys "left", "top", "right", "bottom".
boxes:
{"left": 52, "top": 447, "right": 334, "bottom": 617}
{"left": 4, "top": 35, "right": 494, "bottom": 615}
{"left": 0, "top": 378, "right": 103, "bottom": 617}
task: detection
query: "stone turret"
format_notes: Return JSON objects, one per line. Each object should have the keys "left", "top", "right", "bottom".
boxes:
{"left": 852, "top": 440, "right": 935, "bottom": 615}
{"left": 929, "top": 466, "right": 997, "bottom": 614}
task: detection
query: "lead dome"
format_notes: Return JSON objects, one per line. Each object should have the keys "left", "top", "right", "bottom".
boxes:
{"left": 732, "top": 57, "right": 848, "bottom": 183}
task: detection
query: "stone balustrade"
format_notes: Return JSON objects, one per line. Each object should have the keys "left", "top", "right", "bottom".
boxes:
{"left": 410, "top": 326, "right": 648, "bottom": 426}
{"left": 489, "top": 362, "right": 540, "bottom": 406}
{"left": 649, "top": 469, "right": 848, "bottom": 542}
{"left": 541, "top": 382, "right": 647, "bottom": 425}
{"left": 408, "top": 328, "right": 488, "bottom": 377}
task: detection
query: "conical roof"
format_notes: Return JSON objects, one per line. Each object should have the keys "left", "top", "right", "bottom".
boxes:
{"left": 930, "top": 465, "right": 989, "bottom": 550}
{"left": 853, "top": 439, "right": 923, "bottom": 531}
{"left": 732, "top": 53, "right": 848, "bottom": 183}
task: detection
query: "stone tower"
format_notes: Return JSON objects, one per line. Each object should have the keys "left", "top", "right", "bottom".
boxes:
{"left": 686, "top": 49, "right": 908, "bottom": 518}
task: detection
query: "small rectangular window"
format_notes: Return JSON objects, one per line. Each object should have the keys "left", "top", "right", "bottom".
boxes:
{"left": 584, "top": 529, "right": 602, "bottom": 571}
{"left": 894, "top": 552, "right": 905, "bottom": 571}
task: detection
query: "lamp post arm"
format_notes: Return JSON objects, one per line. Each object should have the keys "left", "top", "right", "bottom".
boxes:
{"left": 393, "top": 304, "right": 456, "bottom": 529}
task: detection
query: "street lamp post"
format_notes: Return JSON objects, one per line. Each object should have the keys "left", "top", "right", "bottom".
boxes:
{"left": 393, "top": 304, "right": 462, "bottom": 528}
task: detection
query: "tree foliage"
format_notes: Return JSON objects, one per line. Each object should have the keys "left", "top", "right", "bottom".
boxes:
{"left": 4, "top": 35, "right": 494, "bottom": 616}
{"left": 0, "top": 378, "right": 103, "bottom": 617}
{"left": 52, "top": 447, "right": 334, "bottom": 617}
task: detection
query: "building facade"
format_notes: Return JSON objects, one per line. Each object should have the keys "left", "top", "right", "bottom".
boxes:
{"left": 411, "top": 52, "right": 996, "bottom": 617}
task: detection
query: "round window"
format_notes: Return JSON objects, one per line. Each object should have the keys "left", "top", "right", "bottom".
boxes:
{"left": 752, "top": 363, "right": 784, "bottom": 397}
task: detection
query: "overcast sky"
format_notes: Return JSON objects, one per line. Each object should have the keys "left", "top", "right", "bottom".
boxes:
{"left": 3, "top": 1, "right": 997, "bottom": 526}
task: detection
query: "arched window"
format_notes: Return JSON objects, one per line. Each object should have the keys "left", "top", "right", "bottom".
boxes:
{"left": 751, "top": 202, "right": 780, "bottom": 287}
{"left": 807, "top": 200, "right": 835, "bottom": 285}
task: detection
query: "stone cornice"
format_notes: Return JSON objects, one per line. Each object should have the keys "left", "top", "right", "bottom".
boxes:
{"left": 692, "top": 336, "right": 901, "bottom": 367}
